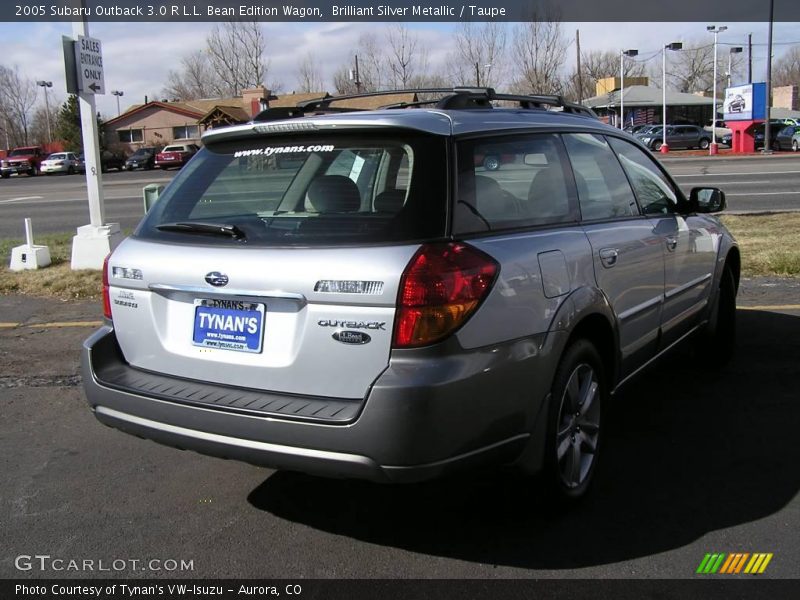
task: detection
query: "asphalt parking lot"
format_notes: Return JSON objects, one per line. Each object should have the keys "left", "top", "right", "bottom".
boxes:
{"left": 1, "top": 278, "right": 799, "bottom": 580}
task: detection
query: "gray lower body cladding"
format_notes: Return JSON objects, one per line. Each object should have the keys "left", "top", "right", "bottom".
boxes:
{"left": 81, "top": 326, "right": 564, "bottom": 482}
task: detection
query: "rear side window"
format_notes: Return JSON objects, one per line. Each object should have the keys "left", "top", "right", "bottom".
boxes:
{"left": 607, "top": 137, "right": 679, "bottom": 215}
{"left": 563, "top": 133, "right": 639, "bottom": 221}
{"left": 136, "top": 133, "right": 447, "bottom": 247}
{"left": 454, "top": 133, "right": 578, "bottom": 234}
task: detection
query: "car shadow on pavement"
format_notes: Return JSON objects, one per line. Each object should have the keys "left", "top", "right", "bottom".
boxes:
{"left": 248, "top": 309, "right": 800, "bottom": 569}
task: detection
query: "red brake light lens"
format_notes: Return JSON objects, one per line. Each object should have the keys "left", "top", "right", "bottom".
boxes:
{"left": 102, "top": 254, "right": 112, "bottom": 320}
{"left": 393, "top": 242, "right": 498, "bottom": 348}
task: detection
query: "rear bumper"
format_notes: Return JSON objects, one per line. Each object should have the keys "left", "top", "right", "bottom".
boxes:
{"left": 82, "top": 326, "right": 563, "bottom": 482}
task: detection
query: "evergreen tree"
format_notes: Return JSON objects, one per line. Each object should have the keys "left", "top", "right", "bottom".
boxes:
{"left": 55, "top": 94, "right": 81, "bottom": 152}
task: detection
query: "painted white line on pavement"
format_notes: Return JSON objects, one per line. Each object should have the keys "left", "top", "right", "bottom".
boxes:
{"left": 673, "top": 170, "right": 800, "bottom": 178}
{"left": 726, "top": 191, "right": 800, "bottom": 196}
{"left": 0, "top": 196, "right": 44, "bottom": 204}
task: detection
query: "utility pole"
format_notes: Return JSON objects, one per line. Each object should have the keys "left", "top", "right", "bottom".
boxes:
{"left": 353, "top": 54, "right": 362, "bottom": 93}
{"left": 707, "top": 25, "right": 728, "bottom": 155}
{"left": 576, "top": 29, "right": 583, "bottom": 103}
{"left": 748, "top": 33, "right": 753, "bottom": 83}
{"left": 764, "top": 0, "right": 774, "bottom": 154}
{"left": 475, "top": 61, "right": 480, "bottom": 87}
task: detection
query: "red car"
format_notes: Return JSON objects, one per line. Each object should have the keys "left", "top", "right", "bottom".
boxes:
{"left": 155, "top": 144, "right": 199, "bottom": 170}
{"left": 1, "top": 146, "right": 45, "bottom": 178}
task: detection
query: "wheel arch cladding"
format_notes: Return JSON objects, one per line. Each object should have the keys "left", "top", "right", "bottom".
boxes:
{"left": 565, "top": 313, "right": 617, "bottom": 388}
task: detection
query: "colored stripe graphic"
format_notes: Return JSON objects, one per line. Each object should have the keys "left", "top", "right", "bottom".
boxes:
{"left": 697, "top": 553, "right": 772, "bottom": 574}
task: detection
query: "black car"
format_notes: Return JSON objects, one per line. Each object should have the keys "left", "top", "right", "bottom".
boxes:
{"left": 124, "top": 147, "right": 158, "bottom": 171}
{"left": 76, "top": 151, "right": 126, "bottom": 173}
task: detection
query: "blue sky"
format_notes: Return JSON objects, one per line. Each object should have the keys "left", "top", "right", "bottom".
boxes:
{"left": 1, "top": 20, "right": 797, "bottom": 118}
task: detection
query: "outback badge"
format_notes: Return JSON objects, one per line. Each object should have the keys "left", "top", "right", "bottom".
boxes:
{"left": 205, "top": 272, "right": 229, "bottom": 287}
{"left": 333, "top": 331, "right": 371, "bottom": 345}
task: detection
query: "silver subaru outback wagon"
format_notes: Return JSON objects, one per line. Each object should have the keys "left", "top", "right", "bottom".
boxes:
{"left": 81, "top": 88, "right": 739, "bottom": 500}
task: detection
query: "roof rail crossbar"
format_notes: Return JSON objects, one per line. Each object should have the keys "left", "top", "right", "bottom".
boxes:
{"left": 253, "top": 87, "right": 596, "bottom": 122}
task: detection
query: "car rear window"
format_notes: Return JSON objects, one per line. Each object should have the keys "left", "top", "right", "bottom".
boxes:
{"left": 136, "top": 132, "right": 447, "bottom": 247}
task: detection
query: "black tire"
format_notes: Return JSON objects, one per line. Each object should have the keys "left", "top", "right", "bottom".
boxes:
{"left": 1, "top": 173, "right": 9, "bottom": 179}
{"left": 544, "top": 339, "right": 606, "bottom": 502}
{"left": 653, "top": 140, "right": 663, "bottom": 152}
{"left": 483, "top": 155, "right": 501, "bottom": 171}
{"left": 67, "top": 166, "right": 75, "bottom": 175}
{"left": 29, "top": 166, "right": 38, "bottom": 176}
{"left": 699, "top": 138, "right": 710, "bottom": 150}
{"left": 700, "top": 266, "right": 737, "bottom": 367}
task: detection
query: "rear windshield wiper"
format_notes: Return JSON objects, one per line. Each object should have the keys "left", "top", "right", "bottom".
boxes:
{"left": 156, "top": 221, "right": 246, "bottom": 240}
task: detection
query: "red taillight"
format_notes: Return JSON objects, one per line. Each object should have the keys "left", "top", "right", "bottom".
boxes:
{"left": 393, "top": 242, "right": 498, "bottom": 348}
{"left": 102, "top": 254, "right": 112, "bottom": 320}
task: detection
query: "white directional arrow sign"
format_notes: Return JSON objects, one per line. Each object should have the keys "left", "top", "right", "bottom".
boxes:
{"left": 74, "top": 34, "right": 105, "bottom": 95}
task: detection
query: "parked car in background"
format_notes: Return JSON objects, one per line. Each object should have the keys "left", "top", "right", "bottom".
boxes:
{"left": 703, "top": 119, "right": 732, "bottom": 138}
{"left": 82, "top": 87, "right": 740, "bottom": 502}
{"left": 124, "top": 147, "right": 158, "bottom": 171}
{"left": 100, "top": 150, "right": 126, "bottom": 172}
{"left": 721, "top": 121, "right": 786, "bottom": 149}
{"left": 41, "top": 152, "right": 81, "bottom": 175}
{"left": 155, "top": 144, "right": 199, "bottom": 169}
{"left": 637, "top": 125, "right": 712, "bottom": 151}
{"left": 1, "top": 146, "right": 46, "bottom": 177}
{"left": 623, "top": 124, "right": 654, "bottom": 135}
{"left": 772, "top": 125, "right": 800, "bottom": 151}
{"left": 75, "top": 150, "right": 126, "bottom": 173}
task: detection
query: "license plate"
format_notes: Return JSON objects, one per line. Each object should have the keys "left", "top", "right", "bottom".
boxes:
{"left": 192, "top": 299, "right": 265, "bottom": 353}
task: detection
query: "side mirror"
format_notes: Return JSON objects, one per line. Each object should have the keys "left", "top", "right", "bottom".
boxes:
{"left": 142, "top": 183, "right": 164, "bottom": 213}
{"left": 690, "top": 187, "right": 726, "bottom": 213}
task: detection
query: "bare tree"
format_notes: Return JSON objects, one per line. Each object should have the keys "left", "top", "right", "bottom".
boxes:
{"left": 774, "top": 45, "right": 800, "bottom": 88}
{"left": 651, "top": 40, "right": 743, "bottom": 94}
{"left": 30, "top": 102, "right": 60, "bottom": 146}
{"left": 386, "top": 24, "right": 421, "bottom": 88}
{"left": 205, "top": 21, "right": 269, "bottom": 96}
{"left": 0, "top": 64, "right": 38, "bottom": 147}
{"left": 511, "top": 20, "right": 568, "bottom": 95}
{"left": 295, "top": 53, "right": 324, "bottom": 93}
{"left": 563, "top": 49, "right": 648, "bottom": 101}
{"left": 163, "top": 50, "right": 221, "bottom": 100}
{"left": 333, "top": 32, "right": 388, "bottom": 94}
{"left": 447, "top": 22, "right": 508, "bottom": 88}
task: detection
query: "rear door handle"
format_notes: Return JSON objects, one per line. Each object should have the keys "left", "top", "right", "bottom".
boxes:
{"left": 665, "top": 236, "right": 678, "bottom": 251}
{"left": 599, "top": 248, "right": 619, "bottom": 268}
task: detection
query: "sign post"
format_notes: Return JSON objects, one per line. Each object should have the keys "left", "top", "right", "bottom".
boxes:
{"left": 67, "top": 1, "right": 121, "bottom": 270}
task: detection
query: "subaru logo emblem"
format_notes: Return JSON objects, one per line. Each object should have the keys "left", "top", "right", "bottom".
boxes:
{"left": 204, "top": 272, "right": 229, "bottom": 287}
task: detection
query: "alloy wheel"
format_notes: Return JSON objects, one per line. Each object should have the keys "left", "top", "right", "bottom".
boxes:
{"left": 555, "top": 363, "right": 601, "bottom": 489}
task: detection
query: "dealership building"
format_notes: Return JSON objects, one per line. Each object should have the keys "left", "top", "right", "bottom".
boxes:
{"left": 583, "top": 78, "right": 715, "bottom": 127}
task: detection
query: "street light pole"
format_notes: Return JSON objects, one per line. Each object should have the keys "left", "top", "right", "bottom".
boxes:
{"left": 111, "top": 90, "right": 124, "bottom": 116}
{"left": 620, "top": 49, "right": 638, "bottom": 130}
{"left": 36, "top": 80, "right": 53, "bottom": 143}
{"left": 728, "top": 47, "right": 743, "bottom": 88}
{"left": 662, "top": 42, "right": 683, "bottom": 153}
{"left": 707, "top": 25, "right": 728, "bottom": 155}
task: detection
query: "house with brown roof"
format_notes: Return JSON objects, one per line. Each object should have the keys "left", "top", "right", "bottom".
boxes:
{"left": 103, "top": 87, "right": 290, "bottom": 152}
{"left": 103, "top": 88, "right": 418, "bottom": 154}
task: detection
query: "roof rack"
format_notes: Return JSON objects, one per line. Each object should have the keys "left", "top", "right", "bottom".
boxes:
{"left": 252, "top": 87, "right": 596, "bottom": 122}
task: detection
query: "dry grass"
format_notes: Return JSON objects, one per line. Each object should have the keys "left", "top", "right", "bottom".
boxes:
{"left": 0, "top": 215, "right": 796, "bottom": 300}
{"left": 720, "top": 214, "right": 800, "bottom": 277}
{"left": 0, "top": 232, "right": 102, "bottom": 300}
